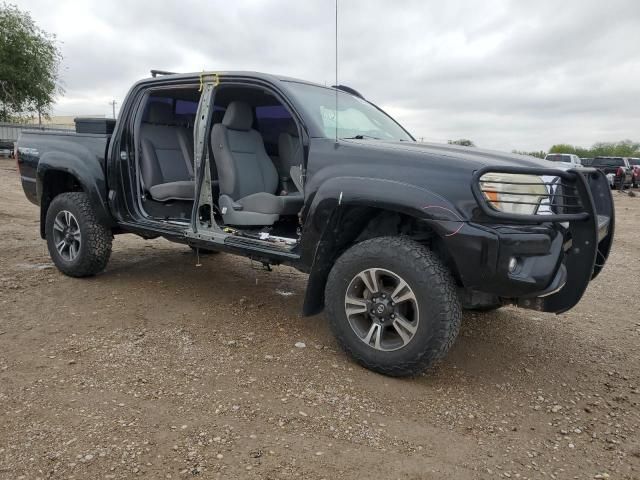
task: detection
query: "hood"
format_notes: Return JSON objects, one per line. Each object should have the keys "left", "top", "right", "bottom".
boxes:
{"left": 341, "top": 139, "right": 554, "bottom": 171}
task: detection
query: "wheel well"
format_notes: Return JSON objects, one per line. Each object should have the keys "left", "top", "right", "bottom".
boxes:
{"left": 40, "top": 171, "right": 84, "bottom": 238}
{"left": 302, "top": 206, "right": 462, "bottom": 316}
{"left": 334, "top": 206, "right": 461, "bottom": 282}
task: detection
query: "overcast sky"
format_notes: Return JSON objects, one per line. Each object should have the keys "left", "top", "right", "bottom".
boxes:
{"left": 16, "top": 0, "right": 640, "bottom": 151}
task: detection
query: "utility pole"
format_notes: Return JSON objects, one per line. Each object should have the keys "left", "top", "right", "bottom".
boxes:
{"left": 109, "top": 100, "right": 117, "bottom": 119}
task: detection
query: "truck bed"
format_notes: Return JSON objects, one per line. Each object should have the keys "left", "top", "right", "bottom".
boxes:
{"left": 16, "top": 129, "right": 111, "bottom": 205}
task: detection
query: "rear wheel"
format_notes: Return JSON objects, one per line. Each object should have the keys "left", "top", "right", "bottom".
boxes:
{"left": 45, "top": 192, "right": 112, "bottom": 277}
{"left": 325, "top": 236, "right": 461, "bottom": 377}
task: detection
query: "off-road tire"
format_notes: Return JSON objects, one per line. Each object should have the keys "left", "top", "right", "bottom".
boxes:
{"left": 325, "top": 236, "right": 462, "bottom": 377}
{"left": 45, "top": 192, "right": 112, "bottom": 277}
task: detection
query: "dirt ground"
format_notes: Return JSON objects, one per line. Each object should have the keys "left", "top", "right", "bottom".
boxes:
{"left": 0, "top": 159, "right": 638, "bottom": 480}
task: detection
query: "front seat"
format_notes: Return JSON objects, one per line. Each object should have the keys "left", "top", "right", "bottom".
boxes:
{"left": 278, "top": 127, "right": 304, "bottom": 193}
{"left": 211, "top": 101, "right": 303, "bottom": 226}
{"left": 139, "top": 102, "right": 195, "bottom": 202}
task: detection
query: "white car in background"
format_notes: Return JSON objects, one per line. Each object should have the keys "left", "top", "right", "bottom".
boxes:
{"left": 544, "top": 153, "right": 582, "bottom": 168}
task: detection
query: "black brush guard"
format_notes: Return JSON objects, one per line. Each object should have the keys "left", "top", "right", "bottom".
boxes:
{"left": 471, "top": 166, "right": 615, "bottom": 313}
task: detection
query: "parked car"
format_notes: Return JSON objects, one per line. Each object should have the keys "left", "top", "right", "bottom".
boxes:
{"left": 629, "top": 157, "right": 640, "bottom": 188}
{"left": 15, "top": 70, "right": 615, "bottom": 377}
{"left": 591, "top": 157, "right": 633, "bottom": 189}
{"left": 544, "top": 153, "right": 582, "bottom": 168}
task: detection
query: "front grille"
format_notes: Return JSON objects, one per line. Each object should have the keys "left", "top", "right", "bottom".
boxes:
{"left": 546, "top": 179, "right": 587, "bottom": 216}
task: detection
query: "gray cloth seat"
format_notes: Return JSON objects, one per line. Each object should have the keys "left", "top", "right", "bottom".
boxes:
{"left": 278, "top": 129, "right": 304, "bottom": 193}
{"left": 139, "top": 102, "right": 195, "bottom": 202}
{"left": 148, "top": 181, "right": 194, "bottom": 202}
{"left": 211, "top": 101, "right": 303, "bottom": 226}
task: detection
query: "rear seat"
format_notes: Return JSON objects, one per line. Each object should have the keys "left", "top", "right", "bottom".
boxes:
{"left": 139, "top": 102, "right": 195, "bottom": 201}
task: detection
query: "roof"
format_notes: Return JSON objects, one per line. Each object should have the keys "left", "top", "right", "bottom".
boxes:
{"left": 145, "top": 70, "right": 327, "bottom": 89}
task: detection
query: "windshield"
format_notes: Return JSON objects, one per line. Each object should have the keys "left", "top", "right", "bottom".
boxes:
{"left": 629, "top": 158, "right": 640, "bottom": 166}
{"left": 285, "top": 82, "right": 413, "bottom": 141}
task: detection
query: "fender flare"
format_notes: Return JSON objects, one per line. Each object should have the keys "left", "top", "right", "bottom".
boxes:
{"left": 37, "top": 151, "right": 114, "bottom": 236}
{"left": 300, "top": 176, "right": 468, "bottom": 316}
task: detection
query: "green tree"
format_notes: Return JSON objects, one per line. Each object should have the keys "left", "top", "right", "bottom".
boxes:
{"left": 0, "top": 3, "right": 63, "bottom": 122}
{"left": 548, "top": 144, "right": 576, "bottom": 154}
{"left": 547, "top": 140, "right": 640, "bottom": 158}
{"left": 448, "top": 138, "right": 475, "bottom": 147}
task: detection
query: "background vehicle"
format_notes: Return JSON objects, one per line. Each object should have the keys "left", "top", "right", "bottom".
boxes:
{"left": 580, "top": 157, "right": 594, "bottom": 167}
{"left": 15, "top": 71, "right": 615, "bottom": 377}
{"left": 591, "top": 157, "right": 633, "bottom": 189}
{"left": 629, "top": 157, "right": 640, "bottom": 187}
{"left": 544, "top": 153, "right": 582, "bottom": 168}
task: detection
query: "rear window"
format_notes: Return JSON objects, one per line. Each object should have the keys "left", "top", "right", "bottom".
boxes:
{"left": 593, "top": 157, "right": 625, "bottom": 167}
{"left": 175, "top": 99, "right": 198, "bottom": 115}
{"left": 546, "top": 154, "right": 571, "bottom": 162}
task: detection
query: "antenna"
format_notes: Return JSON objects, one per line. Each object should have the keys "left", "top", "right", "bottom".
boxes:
{"left": 335, "top": 0, "right": 338, "bottom": 144}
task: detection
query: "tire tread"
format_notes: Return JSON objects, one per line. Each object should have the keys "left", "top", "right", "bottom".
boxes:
{"left": 46, "top": 192, "right": 112, "bottom": 277}
{"left": 325, "top": 236, "right": 461, "bottom": 377}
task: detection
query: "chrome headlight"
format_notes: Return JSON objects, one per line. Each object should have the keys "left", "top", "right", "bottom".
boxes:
{"left": 479, "top": 173, "right": 550, "bottom": 215}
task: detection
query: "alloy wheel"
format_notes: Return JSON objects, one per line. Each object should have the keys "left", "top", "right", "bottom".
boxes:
{"left": 344, "top": 268, "right": 419, "bottom": 351}
{"left": 52, "top": 210, "right": 81, "bottom": 261}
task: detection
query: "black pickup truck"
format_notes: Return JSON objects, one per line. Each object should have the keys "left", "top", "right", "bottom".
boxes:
{"left": 16, "top": 71, "right": 615, "bottom": 376}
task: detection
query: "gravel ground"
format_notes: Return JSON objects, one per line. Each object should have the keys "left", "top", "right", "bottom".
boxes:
{"left": 0, "top": 159, "right": 638, "bottom": 479}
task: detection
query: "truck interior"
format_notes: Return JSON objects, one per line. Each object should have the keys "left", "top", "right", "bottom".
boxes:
{"left": 134, "top": 83, "right": 305, "bottom": 245}
{"left": 136, "top": 87, "right": 199, "bottom": 221}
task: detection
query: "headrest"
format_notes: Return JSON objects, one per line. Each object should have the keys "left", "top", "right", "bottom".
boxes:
{"left": 145, "top": 101, "right": 175, "bottom": 124}
{"left": 222, "top": 101, "right": 253, "bottom": 131}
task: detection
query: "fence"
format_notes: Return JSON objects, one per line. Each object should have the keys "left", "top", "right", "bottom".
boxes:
{"left": 0, "top": 122, "right": 75, "bottom": 150}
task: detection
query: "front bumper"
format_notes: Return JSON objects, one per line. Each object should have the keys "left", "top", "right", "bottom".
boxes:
{"left": 448, "top": 167, "right": 614, "bottom": 313}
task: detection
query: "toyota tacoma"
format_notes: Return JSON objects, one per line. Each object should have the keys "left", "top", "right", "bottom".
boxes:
{"left": 15, "top": 71, "right": 615, "bottom": 376}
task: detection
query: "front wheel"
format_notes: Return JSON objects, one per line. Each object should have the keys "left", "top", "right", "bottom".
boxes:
{"left": 45, "top": 192, "right": 112, "bottom": 277}
{"left": 325, "top": 236, "right": 461, "bottom": 377}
